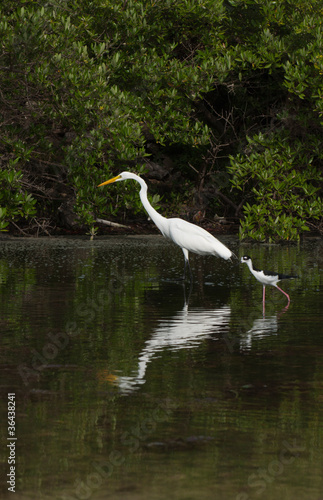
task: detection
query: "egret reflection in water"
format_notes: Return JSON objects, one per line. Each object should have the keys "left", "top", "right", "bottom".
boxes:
{"left": 109, "top": 303, "right": 231, "bottom": 394}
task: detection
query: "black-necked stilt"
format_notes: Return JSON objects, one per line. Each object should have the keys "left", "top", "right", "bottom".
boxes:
{"left": 241, "top": 255, "right": 297, "bottom": 309}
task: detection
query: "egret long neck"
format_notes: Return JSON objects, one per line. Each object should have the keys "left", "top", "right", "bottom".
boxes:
{"left": 139, "top": 185, "right": 168, "bottom": 237}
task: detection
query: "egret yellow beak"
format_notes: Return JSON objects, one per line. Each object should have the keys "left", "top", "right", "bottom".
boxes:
{"left": 98, "top": 175, "right": 121, "bottom": 187}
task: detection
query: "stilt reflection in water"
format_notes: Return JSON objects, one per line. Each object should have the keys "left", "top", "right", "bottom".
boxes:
{"left": 239, "top": 305, "right": 289, "bottom": 352}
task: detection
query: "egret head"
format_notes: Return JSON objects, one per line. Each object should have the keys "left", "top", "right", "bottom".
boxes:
{"left": 98, "top": 171, "right": 141, "bottom": 187}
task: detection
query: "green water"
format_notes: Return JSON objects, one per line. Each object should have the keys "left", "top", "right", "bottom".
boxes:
{"left": 0, "top": 235, "right": 322, "bottom": 500}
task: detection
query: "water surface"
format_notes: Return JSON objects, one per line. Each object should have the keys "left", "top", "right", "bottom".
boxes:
{"left": 0, "top": 235, "right": 322, "bottom": 500}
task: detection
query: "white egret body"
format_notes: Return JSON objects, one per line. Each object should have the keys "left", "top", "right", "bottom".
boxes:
{"left": 98, "top": 172, "right": 233, "bottom": 279}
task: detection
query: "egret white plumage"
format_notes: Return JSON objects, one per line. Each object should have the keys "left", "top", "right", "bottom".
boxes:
{"left": 241, "top": 255, "right": 297, "bottom": 309}
{"left": 98, "top": 172, "right": 233, "bottom": 280}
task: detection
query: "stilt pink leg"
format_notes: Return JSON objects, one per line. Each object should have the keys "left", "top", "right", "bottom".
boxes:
{"left": 277, "top": 303, "right": 290, "bottom": 318}
{"left": 276, "top": 285, "right": 290, "bottom": 304}
{"left": 262, "top": 285, "right": 266, "bottom": 316}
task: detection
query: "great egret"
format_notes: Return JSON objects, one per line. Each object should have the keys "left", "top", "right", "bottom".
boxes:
{"left": 241, "top": 255, "right": 297, "bottom": 308}
{"left": 98, "top": 172, "right": 233, "bottom": 280}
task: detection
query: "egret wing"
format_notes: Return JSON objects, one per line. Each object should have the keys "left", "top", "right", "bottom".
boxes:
{"left": 168, "top": 218, "right": 232, "bottom": 260}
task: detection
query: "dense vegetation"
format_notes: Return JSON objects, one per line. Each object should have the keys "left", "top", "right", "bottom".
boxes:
{"left": 0, "top": 0, "right": 322, "bottom": 241}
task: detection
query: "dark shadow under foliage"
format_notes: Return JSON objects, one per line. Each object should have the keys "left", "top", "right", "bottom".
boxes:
{"left": 0, "top": 0, "right": 322, "bottom": 240}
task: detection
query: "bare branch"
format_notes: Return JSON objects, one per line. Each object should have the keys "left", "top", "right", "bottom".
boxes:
{"left": 96, "top": 218, "right": 130, "bottom": 229}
